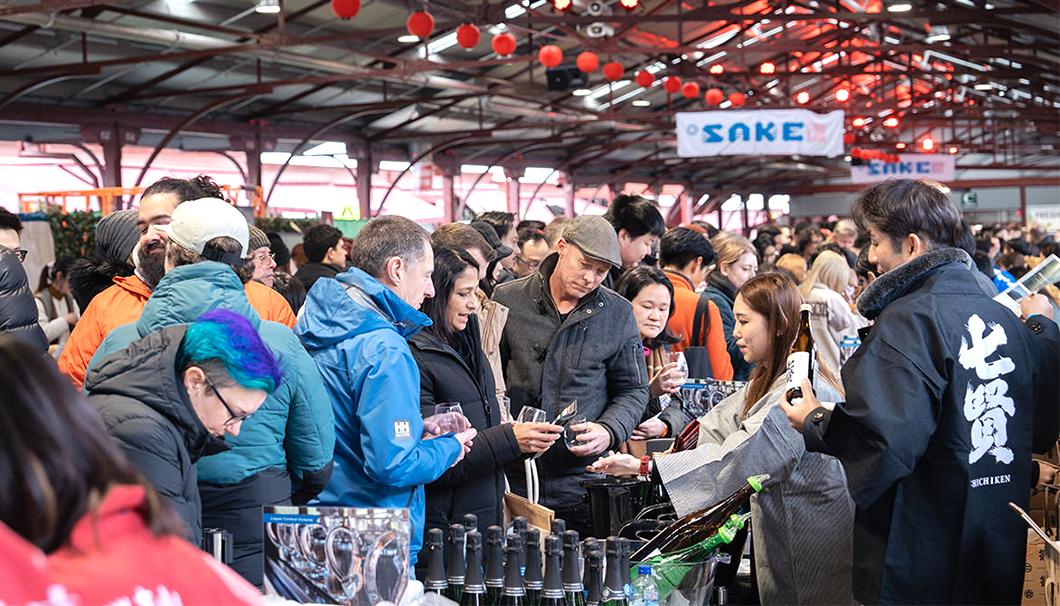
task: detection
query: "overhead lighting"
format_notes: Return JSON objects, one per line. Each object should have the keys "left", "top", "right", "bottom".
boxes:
{"left": 973, "top": 83, "right": 993, "bottom": 90}
{"left": 896, "top": 142, "right": 906, "bottom": 149}
{"left": 572, "top": 88, "right": 592, "bottom": 96}
{"left": 709, "top": 64, "right": 724, "bottom": 75}
{"left": 632, "top": 99, "right": 651, "bottom": 107}
{"left": 759, "top": 62, "right": 776, "bottom": 75}
{"left": 795, "top": 91, "right": 810, "bottom": 104}
{"left": 553, "top": 0, "right": 572, "bottom": 10}
{"left": 925, "top": 25, "right": 951, "bottom": 43}
{"left": 398, "top": 34, "right": 420, "bottom": 43}
{"left": 883, "top": 116, "right": 899, "bottom": 128}
{"left": 852, "top": 117, "right": 866, "bottom": 127}
{"left": 835, "top": 88, "right": 850, "bottom": 102}
{"left": 948, "top": 146, "right": 959, "bottom": 154}
{"left": 618, "top": 0, "right": 640, "bottom": 9}
{"left": 255, "top": 0, "right": 280, "bottom": 13}
{"left": 887, "top": 2, "right": 912, "bottom": 11}
{"left": 922, "top": 137, "right": 935, "bottom": 151}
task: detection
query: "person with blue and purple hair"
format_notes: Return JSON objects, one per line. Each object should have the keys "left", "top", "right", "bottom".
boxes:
{"left": 87, "top": 309, "right": 282, "bottom": 549}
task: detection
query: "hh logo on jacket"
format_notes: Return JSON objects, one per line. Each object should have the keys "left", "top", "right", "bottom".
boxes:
{"left": 960, "top": 314, "right": 1017, "bottom": 467}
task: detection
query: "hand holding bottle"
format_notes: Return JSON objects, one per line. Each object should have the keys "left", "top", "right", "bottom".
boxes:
{"left": 783, "top": 378, "right": 820, "bottom": 433}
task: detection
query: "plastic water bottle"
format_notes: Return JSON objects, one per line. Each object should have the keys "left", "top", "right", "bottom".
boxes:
{"left": 630, "top": 565, "right": 659, "bottom": 606}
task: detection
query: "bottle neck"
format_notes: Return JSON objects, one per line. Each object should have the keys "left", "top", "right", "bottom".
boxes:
{"left": 562, "top": 545, "right": 582, "bottom": 591}
{"left": 503, "top": 548, "right": 526, "bottom": 597}
{"left": 465, "top": 548, "right": 486, "bottom": 591}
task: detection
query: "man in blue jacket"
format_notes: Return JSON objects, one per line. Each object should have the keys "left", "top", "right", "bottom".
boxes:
{"left": 296, "top": 215, "right": 475, "bottom": 565}
{"left": 88, "top": 198, "right": 335, "bottom": 587}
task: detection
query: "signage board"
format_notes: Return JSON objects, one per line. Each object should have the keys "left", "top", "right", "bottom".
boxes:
{"left": 676, "top": 109, "right": 845, "bottom": 157}
{"left": 851, "top": 154, "right": 956, "bottom": 184}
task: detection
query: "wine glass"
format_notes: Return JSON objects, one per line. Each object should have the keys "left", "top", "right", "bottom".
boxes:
{"left": 299, "top": 523, "right": 330, "bottom": 583}
{"left": 666, "top": 351, "right": 689, "bottom": 385}
{"left": 433, "top": 402, "right": 467, "bottom": 435}
{"left": 516, "top": 406, "right": 547, "bottom": 424}
{"left": 326, "top": 526, "right": 364, "bottom": 602}
{"left": 563, "top": 414, "right": 589, "bottom": 449}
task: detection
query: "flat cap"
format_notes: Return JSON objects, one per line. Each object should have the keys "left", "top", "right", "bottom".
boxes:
{"left": 562, "top": 215, "right": 622, "bottom": 268}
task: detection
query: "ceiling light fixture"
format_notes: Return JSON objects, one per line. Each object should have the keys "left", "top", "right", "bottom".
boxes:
{"left": 896, "top": 142, "right": 906, "bottom": 149}
{"left": 255, "top": 0, "right": 281, "bottom": 13}
{"left": 887, "top": 2, "right": 912, "bottom": 11}
{"left": 948, "top": 146, "right": 958, "bottom": 154}
{"left": 759, "top": 62, "right": 776, "bottom": 75}
{"left": 632, "top": 99, "right": 651, "bottom": 107}
{"left": 835, "top": 88, "right": 850, "bottom": 102}
{"left": 852, "top": 117, "right": 866, "bottom": 127}
{"left": 795, "top": 91, "right": 810, "bottom": 104}
{"left": 922, "top": 137, "right": 935, "bottom": 151}
{"left": 925, "top": 25, "right": 951, "bottom": 43}
{"left": 572, "top": 88, "right": 592, "bottom": 96}
{"left": 398, "top": 34, "right": 420, "bottom": 43}
{"left": 883, "top": 116, "right": 899, "bottom": 128}
{"left": 709, "top": 64, "right": 724, "bottom": 75}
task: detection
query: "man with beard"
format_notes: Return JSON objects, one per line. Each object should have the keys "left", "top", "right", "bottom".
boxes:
{"left": 59, "top": 176, "right": 292, "bottom": 389}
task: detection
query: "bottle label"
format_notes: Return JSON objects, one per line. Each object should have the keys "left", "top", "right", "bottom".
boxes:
{"left": 785, "top": 351, "right": 810, "bottom": 395}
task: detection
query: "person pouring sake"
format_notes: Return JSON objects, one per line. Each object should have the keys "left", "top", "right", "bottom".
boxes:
{"left": 590, "top": 273, "right": 856, "bottom": 606}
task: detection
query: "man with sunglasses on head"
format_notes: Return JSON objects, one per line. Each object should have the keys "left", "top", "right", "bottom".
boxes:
{"left": 0, "top": 207, "right": 47, "bottom": 352}
{"left": 86, "top": 198, "right": 334, "bottom": 589}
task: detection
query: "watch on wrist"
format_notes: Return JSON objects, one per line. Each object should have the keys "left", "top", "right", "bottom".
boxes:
{"left": 639, "top": 455, "right": 652, "bottom": 479}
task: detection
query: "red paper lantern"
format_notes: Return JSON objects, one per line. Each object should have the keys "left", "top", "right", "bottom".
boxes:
{"left": 681, "top": 81, "right": 700, "bottom": 99}
{"left": 539, "top": 45, "right": 563, "bottom": 68}
{"left": 456, "top": 24, "right": 481, "bottom": 49}
{"left": 663, "top": 76, "right": 681, "bottom": 94}
{"left": 704, "top": 88, "right": 723, "bottom": 105}
{"left": 406, "top": 11, "right": 434, "bottom": 38}
{"left": 843, "top": 133, "right": 855, "bottom": 145}
{"left": 577, "top": 52, "right": 599, "bottom": 73}
{"left": 635, "top": 71, "right": 654, "bottom": 87}
{"left": 728, "top": 92, "right": 745, "bottom": 107}
{"left": 603, "top": 62, "right": 624, "bottom": 81}
{"left": 492, "top": 32, "right": 517, "bottom": 56}
{"left": 332, "top": 0, "right": 360, "bottom": 18}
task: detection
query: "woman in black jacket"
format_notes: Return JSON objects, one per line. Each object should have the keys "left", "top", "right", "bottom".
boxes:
{"left": 411, "top": 245, "right": 561, "bottom": 540}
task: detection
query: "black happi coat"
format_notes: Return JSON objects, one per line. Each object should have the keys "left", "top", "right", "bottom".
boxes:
{"left": 409, "top": 317, "right": 522, "bottom": 536}
{"left": 803, "top": 247, "right": 1059, "bottom": 605}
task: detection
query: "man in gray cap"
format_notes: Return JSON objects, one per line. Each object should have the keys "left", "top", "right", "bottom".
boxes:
{"left": 492, "top": 215, "right": 649, "bottom": 536}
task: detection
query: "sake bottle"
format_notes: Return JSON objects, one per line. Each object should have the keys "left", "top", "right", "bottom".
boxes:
{"left": 424, "top": 528, "right": 449, "bottom": 595}
{"left": 485, "top": 526, "right": 506, "bottom": 606}
{"left": 561, "top": 530, "right": 585, "bottom": 606}
{"left": 584, "top": 548, "right": 604, "bottom": 606}
{"left": 464, "top": 513, "right": 479, "bottom": 534}
{"left": 447, "top": 524, "right": 467, "bottom": 603}
{"left": 631, "top": 474, "right": 769, "bottom": 560}
{"left": 524, "top": 528, "right": 544, "bottom": 606}
{"left": 784, "top": 303, "right": 815, "bottom": 403}
{"left": 461, "top": 530, "right": 487, "bottom": 606}
{"left": 540, "top": 534, "right": 566, "bottom": 606}
{"left": 499, "top": 533, "right": 526, "bottom": 606}
{"left": 601, "top": 538, "right": 626, "bottom": 606}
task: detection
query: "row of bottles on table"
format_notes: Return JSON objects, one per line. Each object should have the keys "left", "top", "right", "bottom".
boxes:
{"left": 425, "top": 516, "right": 614, "bottom": 606}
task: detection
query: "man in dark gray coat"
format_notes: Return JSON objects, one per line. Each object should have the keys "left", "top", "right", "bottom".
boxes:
{"left": 492, "top": 215, "right": 649, "bottom": 536}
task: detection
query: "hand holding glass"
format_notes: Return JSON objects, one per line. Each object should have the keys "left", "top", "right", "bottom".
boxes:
{"left": 516, "top": 406, "right": 547, "bottom": 424}
{"left": 563, "top": 413, "right": 589, "bottom": 449}
{"left": 666, "top": 351, "right": 689, "bottom": 385}
{"left": 433, "top": 403, "right": 470, "bottom": 435}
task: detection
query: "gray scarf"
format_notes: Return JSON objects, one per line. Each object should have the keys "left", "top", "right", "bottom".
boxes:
{"left": 856, "top": 247, "right": 972, "bottom": 320}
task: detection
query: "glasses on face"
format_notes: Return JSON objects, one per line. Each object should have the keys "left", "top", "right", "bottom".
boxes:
{"left": 255, "top": 251, "right": 276, "bottom": 263}
{"left": 11, "top": 249, "right": 27, "bottom": 263}
{"left": 515, "top": 255, "right": 541, "bottom": 270}
{"left": 205, "top": 377, "right": 254, "bottom": 428}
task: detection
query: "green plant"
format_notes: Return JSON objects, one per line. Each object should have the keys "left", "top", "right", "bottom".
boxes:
{"left": 255, "top": 216, "right": 321, "bottom": 234}
{"left": 49, "top": 211, "right": 100, "bottom": 259}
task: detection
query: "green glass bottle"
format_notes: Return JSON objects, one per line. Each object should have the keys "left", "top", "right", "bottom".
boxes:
{"left": 485, "top": 526, "right": 506, "bottom": 606}
{"left": 540, "top": 535, "right": 566, "bottom": 606}
{"left": 460, "top": 530, "right": 487, "bottom": 606}
{"left": 600, "top": 538, "right": 626, "bottom": 606}
{"left": 446, "top": 524, "right": 467, "bottom": 603}
{"left": 561, "top": 530, "right": 585, "bottom": 606}
{"left": 424, "top": 528, "right": 449, "bottom": 595}
{"left": 499, "top": 533, "right": 526, "bottom": 606}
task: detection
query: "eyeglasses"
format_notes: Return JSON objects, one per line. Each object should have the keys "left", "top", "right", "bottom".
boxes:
{"left": 254, "top": 251, "right": 276, "bottom": 263}
{"left": 11, "top": 249, "right": 27, "bottom": 263}
{"left": 205, "top": 377, "right": 254, "bottom": 428}
{"left": 515, "top": 255, "right": 541, "bottom": 270}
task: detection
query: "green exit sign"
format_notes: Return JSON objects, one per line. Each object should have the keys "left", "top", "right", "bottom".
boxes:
{"left": 961, "top": 191, "right": 978, "bottom": 208}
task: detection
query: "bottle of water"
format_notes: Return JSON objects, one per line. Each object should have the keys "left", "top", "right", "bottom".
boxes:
{"left": 630, "top": 565, "right": 658, "bottom": 606}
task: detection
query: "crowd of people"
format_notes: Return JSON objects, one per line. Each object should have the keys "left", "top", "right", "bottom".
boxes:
{"left": 0, "top": 176, "right": 1057, "bottom": 606}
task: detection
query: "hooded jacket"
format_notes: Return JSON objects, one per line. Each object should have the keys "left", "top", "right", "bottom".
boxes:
{"left": 88, "top": 263, "right": 334, "bottom": 586}
{"left": 296, "top": 268, "right": 463, "bottom": 564}
{"left": 802, "top": 247, "right": 1060, "bottom": 605}
{"left": 409, "top": 320, "right": 523, "bottom": 537}
{"left": 86, "top": 324, "right": 228, "bottom": 546}
{"left": 89, "top": 262, "right": 334, "bottom": 494}
{"left": 0, "top": 245, "right": 47, "bottom": 353}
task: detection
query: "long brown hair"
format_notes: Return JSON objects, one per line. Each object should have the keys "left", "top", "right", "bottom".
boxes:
{"left": 737, "top": 273, "right": 843, "bottom": 419}
{"left": 0, "top": 335, "right": 183, "bottom": 553}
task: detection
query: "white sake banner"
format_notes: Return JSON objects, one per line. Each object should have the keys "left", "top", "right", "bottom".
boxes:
{"left": 675, "top": 109, "right": 845, "bottom": 157}
{"left": 850, "top": 154, "right": 956, "bottom": 184}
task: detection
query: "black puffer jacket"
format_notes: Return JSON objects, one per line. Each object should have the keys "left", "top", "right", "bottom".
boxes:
{"left": 86, "top": 324, "right": 228, "bottom": 547}
{"left": 0, "top": 245, "right": 47, "bottom": 353}
{"left": 293, "top": 261, "right": 341, "bottom": 292}
{"left": 409, "top": 318, "right": 522, "bottom": 536}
